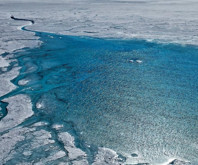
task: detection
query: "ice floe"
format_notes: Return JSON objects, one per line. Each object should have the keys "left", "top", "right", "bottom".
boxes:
{"left": 93, "top": 147, "right": 122, "bottom": 165}
{"left": 52, "top": 123, "right": 64, "bottom": 130}
{"left": 58, "top": 132, "right": 88, "bottom": 163}
{"left": 18, "top": 78, "right": 29, "bottom": 86}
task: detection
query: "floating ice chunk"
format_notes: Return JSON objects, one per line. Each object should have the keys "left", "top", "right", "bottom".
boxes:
{"left": 23, "top": 151, "right": 32, "bottom": 156}
{"left": 18, "top": 79, "right": 29, "bottom": 86}
{"left": 32, "top": 121, "right": 49, "bottom": 127}
{"left": 136, "top": 60, "right": 143, "bottom": 63}
{"left": 0, "top": 94, "right": 33, "bottom": 132}
{"left": 58, "top": 132, "right": 87, "bottom": 162}
{"left": 52, "top": 123, "right": 64, "bottom": 130}
{"left": 36, "top": 101, "right": 45, "bottom": 109}
{"left": 93, "top": 147, "right": 122, "bottom": 165}
{"left": 129, "top": 59, "right": 142, "bottom": 64}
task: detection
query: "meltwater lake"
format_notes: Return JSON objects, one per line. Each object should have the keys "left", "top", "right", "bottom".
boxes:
{"left": 0, "top": 27, "right": 198, "bottom": 164}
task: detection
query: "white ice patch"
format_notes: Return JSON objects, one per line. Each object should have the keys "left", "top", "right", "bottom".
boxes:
{"left": 136, "top": 60, "right": 143, "bottom": 64}
{"left": 58, "top": 132, "right": 88, "bottom": 163}
{"left": 0, "top": 94, "right": 33, "bottom": 132}
{"left": 23, "top": 151, "right": 32, "bottom": 156}
{"left": 30, "top": 129, "right": 55, "bottom": 149}
{"left": 35, "top": 151, "right": 66, "bottom": 164}
{"left": 0, "top": 56, "right": 10, "bottom": 68}
{"left": 93, "top": 147, "right": 122, "bottom": 165}
{"left": 18, "top": 79, "right": 29, "bottom": 86}
{"left": 0, "top": 67, "right": 20, "bottom": 97}
{"left": 52, "top": 123, "right": 64, "bottom": 130}
{"left": 36, "top": 101, "right": 45, "bottom": 109}
{"left": 32, "top": 121, "right": 49, "bottom": 127}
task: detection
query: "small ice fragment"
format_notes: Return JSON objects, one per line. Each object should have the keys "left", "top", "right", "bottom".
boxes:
{"left": 52, "top": 124, "right": 64, "bottom": 130}
{"left": 18, "top": 79, "right": 29, "bottom": 86}
{"left": 136, "top": 60, "right": 142, "bottom": 63}
{"left": 32, "top": 121, "right": 48, "bottom": 127}
{"left": 36, "top": 102, "right": 44, "bottom": 109}
{"left": 23, "top": 151, "right": 32, "bottom": 156}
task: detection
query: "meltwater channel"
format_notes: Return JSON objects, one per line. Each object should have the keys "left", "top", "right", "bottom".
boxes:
{"left": 0, "top": 25, "right": 198, "bottom": 164}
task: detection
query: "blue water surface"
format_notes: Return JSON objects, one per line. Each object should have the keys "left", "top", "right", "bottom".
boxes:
{"left": 2, "top": 30, "right": 198, "bottom": 164}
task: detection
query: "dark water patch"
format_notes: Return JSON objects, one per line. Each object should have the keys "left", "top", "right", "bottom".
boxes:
{"left": 0, "top": 101, "right": 8, "bottom": 121}
{"left": 131, "top": 153, "right": 138, "bottom": 157}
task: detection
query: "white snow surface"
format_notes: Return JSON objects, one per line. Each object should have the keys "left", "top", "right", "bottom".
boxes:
{"left": 0, "top": 94, "right": 33, "bottom": 132}
{"left": 0, "top": 0, "right": 198, "bottom": 50}
{"left": 0, "top": 66, "right": 20, "bottom": 97}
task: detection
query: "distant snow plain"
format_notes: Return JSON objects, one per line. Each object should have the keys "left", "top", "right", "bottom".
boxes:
{"left": 1, "top": 0, "right": 198, "bottom": 55}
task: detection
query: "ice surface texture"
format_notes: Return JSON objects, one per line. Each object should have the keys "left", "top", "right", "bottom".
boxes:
{"left": 1, "top": 0, "right": 198, "bottom": 46}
